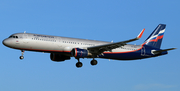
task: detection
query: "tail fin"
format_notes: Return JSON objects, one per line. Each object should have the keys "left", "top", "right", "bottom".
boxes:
{"left": 144, "top": 24, "right": 166, "bottom": 48}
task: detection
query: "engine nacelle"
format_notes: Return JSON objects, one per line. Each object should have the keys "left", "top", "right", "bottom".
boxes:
{"left": 50, "top": 53, "right": 70, "bottom": 62}
{"left": 71, "top": 48, "right": 89, "bottom": 58}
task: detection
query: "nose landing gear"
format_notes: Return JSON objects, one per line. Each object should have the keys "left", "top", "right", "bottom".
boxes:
{"left": 20, "top": 50, "right": 24, "bottom": 60}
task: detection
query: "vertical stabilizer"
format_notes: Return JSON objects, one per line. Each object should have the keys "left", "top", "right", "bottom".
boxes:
{"left": 144, "top": 24, "right": 166, "bottom": 48}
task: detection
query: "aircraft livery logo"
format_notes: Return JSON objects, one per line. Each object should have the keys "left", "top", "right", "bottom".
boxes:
{"left": 146, "top": 29, "right": 165, "bottom": 43}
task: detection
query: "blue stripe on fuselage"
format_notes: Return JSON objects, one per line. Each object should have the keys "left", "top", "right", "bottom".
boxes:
{"left": 99, "top": 49, "right": 145, "bottom": 60}
{"left": 99, "top": 45, "right": 167, "bottom": 60}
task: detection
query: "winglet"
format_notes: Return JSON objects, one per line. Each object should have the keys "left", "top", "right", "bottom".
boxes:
{"left": 137, "top": 28, "right": 145, "bottom": 39}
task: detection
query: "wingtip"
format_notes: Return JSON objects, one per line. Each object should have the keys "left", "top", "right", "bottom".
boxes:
{"left": 171, "top": 48, "right": 177, "bottom": 50}
{"left": 137, "top": 28, "right": 145, "bottom": 39}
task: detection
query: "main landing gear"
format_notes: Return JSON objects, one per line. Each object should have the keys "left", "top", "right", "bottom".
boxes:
{"left": 91, "top": 59, "right": 98, "bottom": 66}
{"left": 76, "top": 58, "right": 83, "bottom": 68}
{"left": 19, "top": 50, "right": 24, "bottom": 60}
{"left": 75, "top": 58, "right": 98, "bottom": 68}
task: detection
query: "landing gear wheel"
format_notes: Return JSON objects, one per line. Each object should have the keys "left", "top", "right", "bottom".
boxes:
{"left": 91, "top": 60, "right": 98, "bottom": 66}
{"left": 76, "top": 62, "right": 83, "bottom": 68}
{"left": 20, "top": 56, "right": 24, "bottom": 60}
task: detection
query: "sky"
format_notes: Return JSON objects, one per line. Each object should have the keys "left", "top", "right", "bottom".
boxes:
{"left": 0, "top": 0, "right": 179, "bottom": 91}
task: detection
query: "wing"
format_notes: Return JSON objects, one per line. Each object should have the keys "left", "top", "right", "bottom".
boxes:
{"left": 87, "top": 29, "right": 145, "bottom": 55}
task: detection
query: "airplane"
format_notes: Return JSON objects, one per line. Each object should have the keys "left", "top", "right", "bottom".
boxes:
{"left": 2, "top": 24, "right": 176, "bottom": 68}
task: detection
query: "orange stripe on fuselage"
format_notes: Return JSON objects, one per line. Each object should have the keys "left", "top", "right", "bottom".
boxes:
{"left": 12, "top": 46, "right": 144, "bottom": 55}
{"left": 103, "top": 46, "right": 143, "bottom": 54}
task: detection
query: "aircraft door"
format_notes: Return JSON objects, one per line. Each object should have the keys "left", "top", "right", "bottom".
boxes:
{"left": 141, "top": 46, "right": 150, "bottom": 56}
{"left": 23, "top": 34, "right": 28, "bottom": 39}
{"left": 141, "top": 46, "right": 146, "bottom": 56}
{"left": 58, "top": 37, "right": 62, "bottom": 47}
{"left": 23, "top": 34, "right": 28, "bottom": 43}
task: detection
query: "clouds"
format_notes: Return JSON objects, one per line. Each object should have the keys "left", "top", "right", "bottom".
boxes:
{"left": 134, "top": 83, "right": 177, "bottom": 90}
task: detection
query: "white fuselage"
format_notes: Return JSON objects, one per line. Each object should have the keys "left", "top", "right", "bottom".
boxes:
{"left": 3, "top": 33, "right": 142, "bottom": 57}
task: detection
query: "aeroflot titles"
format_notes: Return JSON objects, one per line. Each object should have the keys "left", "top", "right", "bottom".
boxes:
{"left": 33, "top": 34, "right": 54, "bottom": 38}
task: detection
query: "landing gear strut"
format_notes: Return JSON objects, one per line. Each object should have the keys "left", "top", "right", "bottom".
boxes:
{"left": 76, "top": 58, "right": 83, "bottom": 68}
{"left": 20, "top": 50, "right": 24, "bottom": 60}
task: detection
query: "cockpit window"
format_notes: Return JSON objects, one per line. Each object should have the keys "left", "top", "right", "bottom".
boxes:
{"left": 9, "top": 36, "right": 18, "bottom": 39}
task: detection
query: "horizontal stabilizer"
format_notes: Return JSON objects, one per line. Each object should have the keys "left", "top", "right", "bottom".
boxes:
{"left": 153, "top": 48, "right": 176, "bottom": 54}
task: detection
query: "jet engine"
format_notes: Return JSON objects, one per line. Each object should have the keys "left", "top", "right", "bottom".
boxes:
{"left": 50, "top": 53, "right": 71, "bottom": 62}
{"left": 71, "top": 48, "right": 91, "bottom": 58}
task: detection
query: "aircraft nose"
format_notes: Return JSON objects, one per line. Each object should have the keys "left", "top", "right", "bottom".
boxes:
{"left": 2, "top": 39, "right": 11, "bottom": 47}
